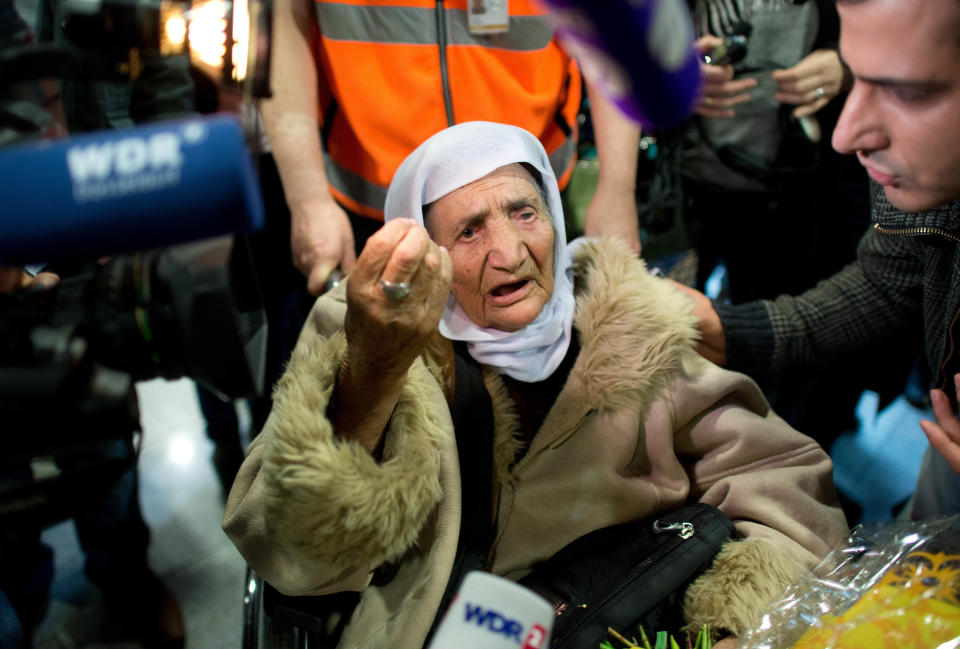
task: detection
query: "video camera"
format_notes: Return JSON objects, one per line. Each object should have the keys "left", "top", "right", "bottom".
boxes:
{"left": 0, "top": 0, "right": 272, "bottom": 525}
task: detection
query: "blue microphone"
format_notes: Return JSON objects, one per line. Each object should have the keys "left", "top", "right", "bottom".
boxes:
{"left": 0, "top": 114, "right": 265, "bottom": 265}
{"left": 539, "top": 0, "right": 702, "bottom": 130}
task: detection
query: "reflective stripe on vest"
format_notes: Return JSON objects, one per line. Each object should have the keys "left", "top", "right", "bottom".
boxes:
{"left": 322, "top": 150, "right": 389, "bottom": 214}
{"left": 322, "top": 129, "right": 578, "bottom": 215}
{"left": 315, "top": 3, "right": 554, "bottom": 50}
{"left": 548, "top": 130, "right": 577, "bottom": 187}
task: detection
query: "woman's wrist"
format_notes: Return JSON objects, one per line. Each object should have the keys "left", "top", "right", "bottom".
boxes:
{"left": 330, "top": 356, "right": 407, "bottom": 455}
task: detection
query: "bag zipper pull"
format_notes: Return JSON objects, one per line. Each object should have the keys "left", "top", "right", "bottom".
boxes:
{"left": 652, "top": 519, "right": 695, "bottom": 539}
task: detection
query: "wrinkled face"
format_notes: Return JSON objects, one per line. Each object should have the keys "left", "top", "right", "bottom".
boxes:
{"left": 832, "top": 0, "right": 960, "bottom": 212}
{"left": 426, "top": 164, "right": 555, "bottom": 332}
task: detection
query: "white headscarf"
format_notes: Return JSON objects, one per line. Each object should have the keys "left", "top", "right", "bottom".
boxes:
{"left": 383, "top": 121, "right": 575, "bottom": 383}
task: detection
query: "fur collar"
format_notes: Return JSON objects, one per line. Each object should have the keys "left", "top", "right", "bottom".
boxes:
{"left": 484, "top": 237, "right": 701, "bottom": 480}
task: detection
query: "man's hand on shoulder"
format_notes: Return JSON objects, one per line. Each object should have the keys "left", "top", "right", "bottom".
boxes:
{"left": 667, "top": 278, "right": 727, "bottom": 367}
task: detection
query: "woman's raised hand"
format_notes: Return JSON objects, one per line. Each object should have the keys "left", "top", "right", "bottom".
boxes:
{"left": 331, "top": 219, "right": 452, "bottom": 454}
{"left": 344, "top": 218, "right": 453, "bottom": 377}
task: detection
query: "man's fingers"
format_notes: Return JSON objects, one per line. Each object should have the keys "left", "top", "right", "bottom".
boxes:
{"left": 772, "top": 79, "right": 807, "bottom": 96}
{"left": 722, "top": 77, "right": 758, "bottom": 95}
{"left": 307, "top": 269, "right": 327, "bottom": 296}
{"left": 772, "top": 56, "right": 823, "bottom": 84}
{"left": 771, "top": 69, "right": 798, "bottom": 84}
{"left": 711, "top": 92, "right": 753, "bottom": 108}
{"left": 696, "top": 106, "right": 736, "bottom": 118}
{"left": 792, "top": 99, "right": 829, "bottom": 118}
{"left": 698, "top": 76, "right": 756, "bottom": 117}
{"left": 702, "top": 75, "right": 754, "bottom": 96}
{"left": 307, "top": 263, "right": 335, "bottom": 296}
{"left": 930, "top": 388, "right": 960, "bottom": 442}
{"left": 697, "top": 91, "right": 751, "bottom": 117}
{"left": 26, "top": 272, "right": 60, "bottom": 289}
{"left": 919, "top": 420, "right": 960, "bottom": 473}
{"left": 774, "top": 81, "right": 825, "bottom": 102}
{"left": 771, "top": 66, "right": 810, "bottom": 86}
{"left": 700, "top": 63, "right": 734, "bottom": 84}
{"left": 772, "top": 68, "right": 827, "bottom": 95}
{"left": 921, "top": 386, "right": 960, "bottom": 473}
{"left": 775, "top": 89, "right": 830, "bottom": 111}
{"left": 694, "top": 34, "right": 724, "bottom": 56}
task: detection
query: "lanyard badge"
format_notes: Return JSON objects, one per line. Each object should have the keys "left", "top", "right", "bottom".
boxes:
{"left": 468, "top": 0, "right": 509, "bottom": 35}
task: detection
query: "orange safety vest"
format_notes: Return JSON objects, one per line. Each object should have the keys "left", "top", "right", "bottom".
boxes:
{"left": 313, "top": 0, "right": 582, "bottom": 219}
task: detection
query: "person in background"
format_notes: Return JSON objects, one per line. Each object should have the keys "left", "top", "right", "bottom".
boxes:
{"left": 681, "top": 0, "right": 960, "bottom": 520}
{"left": 223, "top": 121, "right": 848, "bottom": 649}
{"left": 686, "top": 0, "right": 860, "bottom": 304}
{"left": 40, "top": 0, "right": 251, "bottom": 495}
{"left": 0, "top": 3, "right": 192, "bottom": 646}
{"left": 260, "top": 0, "right": 643, "bottom": 296}
{"left": 667, "top": 0, "right": 914, "bottom": 465}
{"left": 37, "top": 0, "right": 194, "bottom": 131}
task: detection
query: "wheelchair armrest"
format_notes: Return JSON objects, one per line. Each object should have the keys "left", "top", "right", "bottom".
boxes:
{"left": 262, "top": 581, "right": 360, "bottom": 637}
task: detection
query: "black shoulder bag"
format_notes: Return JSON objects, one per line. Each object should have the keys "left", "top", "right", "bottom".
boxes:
{"left": 519, "top": 503, "right": 737, "bottom": 648}
{"left": 438, "top": 346, "right": 736, "bottom": 648}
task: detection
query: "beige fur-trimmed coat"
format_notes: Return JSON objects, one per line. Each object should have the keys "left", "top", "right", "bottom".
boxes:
{"left": 223, "top": 238, "right": 849, "bottom": 648}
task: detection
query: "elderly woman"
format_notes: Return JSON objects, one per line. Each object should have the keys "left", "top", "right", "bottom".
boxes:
{"left": 223, "top": 121, "right": 848, "bottom": 648}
